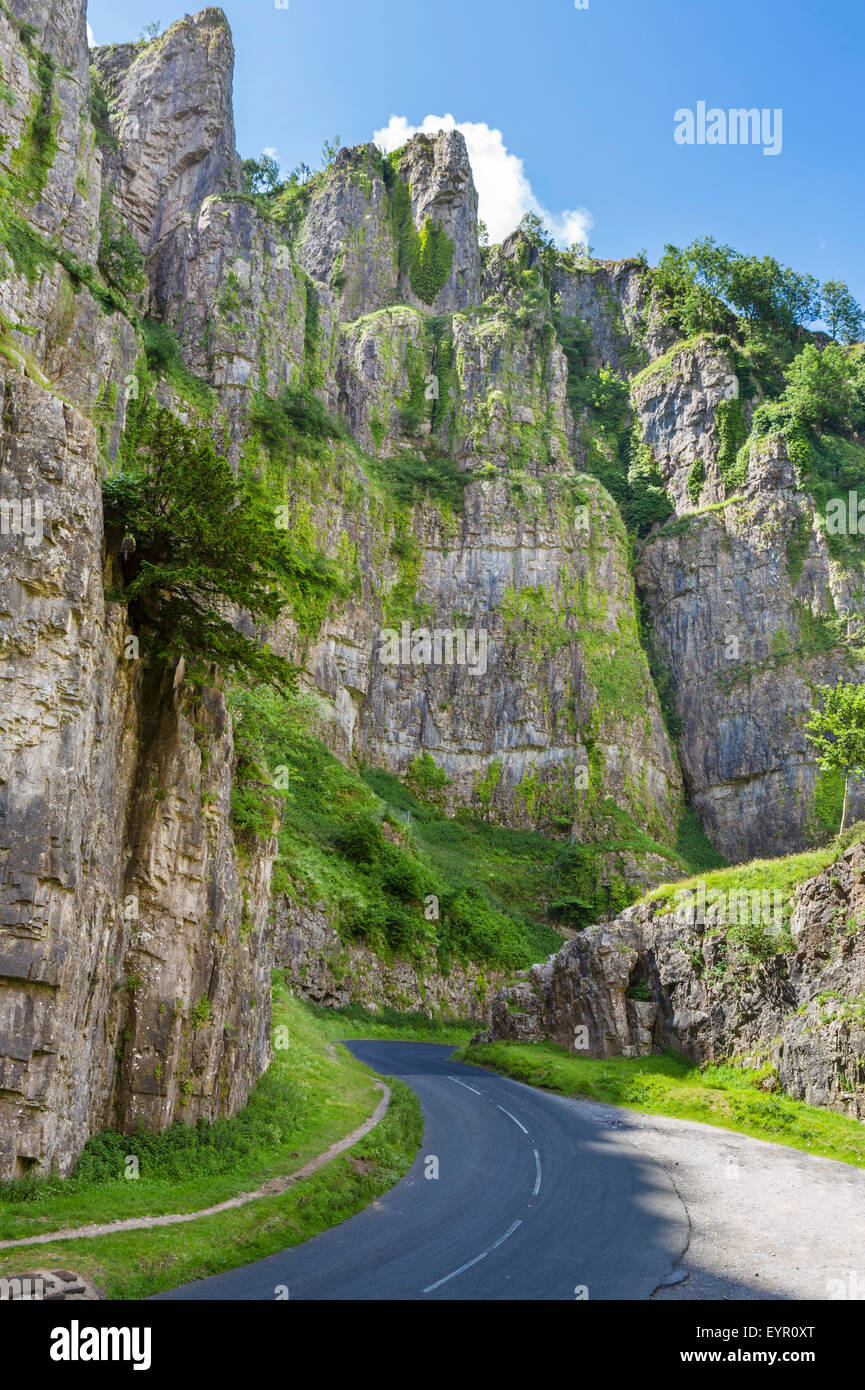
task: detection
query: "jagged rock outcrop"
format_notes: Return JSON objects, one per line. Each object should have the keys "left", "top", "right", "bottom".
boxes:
{"left": 550, "top": 256, "right": 675, "bottom": 372}
{"left": 0, "top": 10, "right": 276, "bottom": 1180}
{"left": 296, "top": 130, "right": 480, "bottom": 321}
{"left": 92, "top": 11, "right": 242, "bottom": 257}
{"left": 488, "top": 839, "right": 865, "bottom": 1119}
{"left": 631, "top": 339, "right": 741, "bottom": 511}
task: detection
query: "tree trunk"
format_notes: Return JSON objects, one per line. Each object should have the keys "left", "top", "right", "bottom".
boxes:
{"left": 839, "top": 768, "right": 850, "bottom": 838}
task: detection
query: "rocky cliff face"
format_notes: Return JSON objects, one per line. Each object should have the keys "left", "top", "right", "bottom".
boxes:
{"left": 273, "top": 899, "right": 501, "bottom": 1020}
{"left": 0, "top": 5, "right": 273, "bottom": 1180}
{"left": 487, "top": 839, "right": 865, "bottom": 1120}
{"left": 0, "top": 3, "right": 861, "bottom": 1176}
{"left": 632, "top": 341, "right": 865, "bottom": 861}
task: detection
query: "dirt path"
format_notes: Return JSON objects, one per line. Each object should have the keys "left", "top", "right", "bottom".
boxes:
{"left": 0, "top": 1082, "right": 390, "bottom": 1252}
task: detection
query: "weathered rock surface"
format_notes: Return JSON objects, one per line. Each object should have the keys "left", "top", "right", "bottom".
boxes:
{"left": 273, "top": 900, "right": 501, "bottom": 1020}
{"left": 633, "top": 348, "right": 865, "bottom": 860}
{"left": 488, "top": 840, "right": 865, "bottom": 1119}
{"left": 93, "top": 11, "right": 242, "bottom": 258}
{"left": 0, "top": 372, "right": 276, "bottom": 1178}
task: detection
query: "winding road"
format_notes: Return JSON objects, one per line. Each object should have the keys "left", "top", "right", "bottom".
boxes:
{"left": 155, "top": 1041, "right": 690, "bottom": 1301}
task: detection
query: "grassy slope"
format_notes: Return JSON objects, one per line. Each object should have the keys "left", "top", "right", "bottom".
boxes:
{"left": 0, "top": 986, "right": 427, "bottom": 1298}
{"left": 643, "top": 821, "right": 865, "bottom": 927}
{"left": 460, "top": 1042, "right": 865, "bottom": 1168}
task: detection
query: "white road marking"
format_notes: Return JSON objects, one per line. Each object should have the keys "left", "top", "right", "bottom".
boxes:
{"left": 532, "top": 1148, "right": 542, "bottom": 1196}
{"left": 497, "top": 1104, "right": 528, "bottom": 1134}
{"left": 422, "top": 1221, "right": 523, "bottom": 1293}
{"left": 448, "top": 1075, "right": 483, "bottom": 1095}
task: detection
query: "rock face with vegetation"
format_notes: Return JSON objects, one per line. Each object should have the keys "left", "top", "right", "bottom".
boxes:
{"left": 487, "top": 835, "right": 865, "bottom": 1120}
{"left": 0, "top": 4, "right": 863, "bottom": 1177}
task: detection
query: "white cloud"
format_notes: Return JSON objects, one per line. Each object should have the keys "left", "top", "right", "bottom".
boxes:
{"left": 373, "top": 113, "right": 593, "bottom": 250}
{"left": 86, "top": 22, "right": 95, "bottom": 47}
{"left": 262, "top": 146, "right": 279, "bottom": 160}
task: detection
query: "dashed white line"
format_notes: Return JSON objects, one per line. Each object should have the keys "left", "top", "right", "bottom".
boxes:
{"left": 448, "top": 1075, "right": 483, "bottom": 1095}
{"left": 422, "top": 1221, "right": 523, "bottom": 1294}
{"left": 497, "top": 1104, "right": 528, "bottom": 1134}
{"left": 532, "top": 1148, "right": 542, "bottom": 1196}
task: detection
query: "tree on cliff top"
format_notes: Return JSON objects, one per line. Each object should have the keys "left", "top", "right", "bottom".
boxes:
{"left": 806, "top": 682, "right": 865, "bottom": 837}
{"left": 103, "top": 404, "right": 341, "bottom": 690}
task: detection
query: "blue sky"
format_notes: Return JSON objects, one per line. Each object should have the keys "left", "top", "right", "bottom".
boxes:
{"left": 86, "top": 0, "right": 865, "bottom": 307}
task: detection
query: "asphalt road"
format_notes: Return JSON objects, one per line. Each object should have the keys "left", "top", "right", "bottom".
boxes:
{"left": 155, "top": 1041, "right": 689, "bottom": 1301}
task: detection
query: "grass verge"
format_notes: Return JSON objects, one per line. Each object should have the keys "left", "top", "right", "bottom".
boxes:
{"left": 299, "top": 998, "right": 476, "bottom": 1047}
{"left": 0, "top": 985, "right": 424, "bottom": 1296}
{"left": 459, "top": 1041, "right": 865, "bottom": 1169}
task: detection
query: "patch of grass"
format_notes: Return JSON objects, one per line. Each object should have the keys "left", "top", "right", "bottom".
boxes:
{"left": 229, "top": 684, "right": 566, "bottom": 972}
{"left": 460, "top": 1041, "right": 865, "bottom": 1168}
{"left": 302, "top": 1000, "right": 475, "bottom": 1046}
{"left": 644, "top": 820, "right": 865, "bottom": 926}
{"left": 0, "top": 1079, "right": 421, "bottom": 1301}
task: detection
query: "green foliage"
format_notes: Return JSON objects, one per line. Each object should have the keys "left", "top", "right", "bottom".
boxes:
{"left": 556, "top": 307, "right": 673, "bottom": 535}
{"left": 773, "top": 343, "right": 861, "bottom": 434}
{"left": 806, "top": 682, "right": 865, "bottom": 834}
{"left": 812, "top": 767, "right": 846, "bottom": 841}
{"left": 405, "top": 752, "right": 450, "bottom": 808}
{"left": 686, "top": 457, "right": 706, "bottom": 506}
{"left": 0, "top": 210, "right": 54, "bottom": 284}
{"left": 746, "top": 344, "right": 865, "bottom": 559}
{"left": 9, "top": 44, "right": 58, "bottom": 204}
{"left": 386, "top": 161, "right": 455, "bottom": 306}
{"left": 361, "top": 450, "right": 467, "bottom": 512}
{"left": 624, "top": 423, "right": 675, "bottom": 536}
{"left": 547, "top": 839, "right": 638, "bottom": 930}
{"left": 88, "top": 66, "right": 118, "bottom": 151}
{"left": 141, "top": 317, "right": 216, "bottom": 417}
{"left": 98, "top": 199, "right": 147, "bottom": 298}
{"left": 0, "top": 204, "right": 138, "bottom": 319}
{"left": 103, "top": 404, "right": 340, "bottom": 687}
{"left": 320, "top": 133, "right": 342, "bottom": 169}
{"left": 715, "top": 395, "right": 748, "bottom": 490}
{"left": 230, "top": 688, "right": 564, "bottom": 971}
{"left": 411, "top": 217, "right": 454, "bottom": 305}
{"left": 242, "top": 154, "right": 281, "bottom": 196}
{"left": 785, "top": 511, "right": 810, "bottom": 584}
{"left": 653, "top": 236, "right": 821, "bottom": 346}
{"left": 821, "top": 279, "right": 864, "bottom": 344}
{"left": 248, "top": 384, "right": 342, "bottom": 461}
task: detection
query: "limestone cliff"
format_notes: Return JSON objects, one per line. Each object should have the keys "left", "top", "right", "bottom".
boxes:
{"left": 0, "top": 3, "right": 862, "bottom": 1178}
